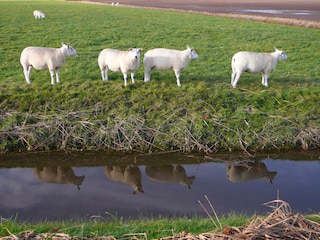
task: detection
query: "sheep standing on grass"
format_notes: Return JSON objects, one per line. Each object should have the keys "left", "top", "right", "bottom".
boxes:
{"left": 231, "top": 47, "right": 288, "bottom": 88}
{"left": 33, "top": 10, "right": 45, "bottom": 19}
{"left": 98, "top": 48, "right": 142, "bottom": 87}
{"left": 20, "top": 43, "right": 77, "bottom": 85}
{"left": 143, "top": 45, "right": 199, "bottom": 87}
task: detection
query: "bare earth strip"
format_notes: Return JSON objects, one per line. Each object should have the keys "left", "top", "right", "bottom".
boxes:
{"left": 73, "top": 0, "right": 320, "bottom": 29}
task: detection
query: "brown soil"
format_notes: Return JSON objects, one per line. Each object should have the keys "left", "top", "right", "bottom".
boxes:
{"left": 76, "top": 0, "right": 320, "bottom": 28}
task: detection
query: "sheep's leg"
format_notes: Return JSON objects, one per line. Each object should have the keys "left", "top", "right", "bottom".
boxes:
{"left": 49, "top": 69, "right": 55, "bottom": 85}
{"left": 231, "top": 72, "right": 241, "bottom": 88}
{"left": 101, "top": 67, "right": 108, "bottom": 82}
{"left": 231, "top": 71, "right": 236, "bottom": 85}
{"left": 262, "top": 74, "right": 269, "bottom": 87}
{"left": 122, "top": 72, "right": 128, "bottom": 87}
{"left": 56, "top": 69, "right": 60, "bottom": 84}
{"left": 130, "top": 72, "right": 135, "bottom": 84}
{"left": 144, "top": 68, "right": 151, "bottom": 82}
{"left": 23, "top": 66, "right": 32, "bottom": 84}
{"left": 174, "top": 70, "right": 181, "bottom": 87}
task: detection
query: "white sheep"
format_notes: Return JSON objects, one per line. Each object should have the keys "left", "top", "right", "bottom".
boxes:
{"left": 143, "top": 45, "right": 199, "bottom": 87}
{"left": 98, "top": 48, "right": 142, "bottom": 87}
{"left": 231, "top": 47, "right": 288, "bottom": 88}
{"left": 20, "top": 43, "right": 77, "bottom": 85}
{"left": 33, "top": 10, "right": 45, "bottom": 19}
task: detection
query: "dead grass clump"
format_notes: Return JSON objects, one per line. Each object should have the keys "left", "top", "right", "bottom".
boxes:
{"left": 190, "top": 199, "right": 320, "bottom": 240}
{"left": 294, "top": 127, "right": 320, "bottom": 150}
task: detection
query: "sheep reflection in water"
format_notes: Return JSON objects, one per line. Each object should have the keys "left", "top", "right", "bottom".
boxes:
{"left": 104, "top": 165, "right": 144, "bottom": 194}
{"left": 33, "top": 166, "right": 85, "bottom": 190}
{"left": 145, "top": 164, "right": 195, "bottom": 189}
{"left": 226, "top": 161, "right": 277, "bottom": 183}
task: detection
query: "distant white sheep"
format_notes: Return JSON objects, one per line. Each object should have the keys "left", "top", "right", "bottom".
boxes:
{"left": 33, "top": 10, "right": 45, "bottom": 19}
{"left": 143, "top": 45, "right": 199, "bottom": 87}
{"left": 231, "top": 47, "right": 288, "bottom": 88}
{"left": 20, "top": 43, "right": 77, "bottom": 85}
{"left": 98, "top": 48, "right": 142, "bottom": 87}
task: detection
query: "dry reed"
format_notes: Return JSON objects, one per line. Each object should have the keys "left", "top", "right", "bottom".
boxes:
{"left": 1, "top": 109, "right": 320, "bottom": 153}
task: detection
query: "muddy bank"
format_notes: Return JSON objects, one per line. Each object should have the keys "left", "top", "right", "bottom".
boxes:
{"left": 75, "top": 0, "right": 320, "bottom": 28}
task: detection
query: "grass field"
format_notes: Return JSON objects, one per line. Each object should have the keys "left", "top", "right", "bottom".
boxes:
{"left": 1, "top": 0, "right": 320, "bottom": 153}
{"left": 0, "top": 213, "right": 248, "bottom": 239}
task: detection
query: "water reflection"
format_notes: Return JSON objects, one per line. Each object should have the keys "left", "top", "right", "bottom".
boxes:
{"left": 0, "top": 152, "right": 319, "bottom": 221}
{"left": 34, "top": 166, "right": 85, "bottom": 190}
{"left": 104, "top": 165, "right": 144, "bottom": 194}
{"left": 226, "top": 160, "right": 277, "bottom": 183}
{"left": 145, "top": 165, "right": 195, "bottom": 189}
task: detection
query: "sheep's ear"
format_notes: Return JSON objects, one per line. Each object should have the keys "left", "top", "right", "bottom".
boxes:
{"left": 139, "top": 48, "right": 143, "bottom": 52}
{"left": 274, "top": 47, "right": 279, "bottom": 52}
{"left": 186, "top": 44, "right": 190, "bottom": 49}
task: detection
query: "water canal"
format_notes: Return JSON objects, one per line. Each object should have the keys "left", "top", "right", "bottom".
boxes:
{"left": 0, "top": 151, "right": 319, "bottom": 221}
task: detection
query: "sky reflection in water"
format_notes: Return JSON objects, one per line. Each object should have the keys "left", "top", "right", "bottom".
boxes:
{"left": 0, "top": 153, "right": 319, "bottom": 221}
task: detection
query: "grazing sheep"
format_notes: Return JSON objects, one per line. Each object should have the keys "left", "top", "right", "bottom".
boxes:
{"left": 20, "top": 43, "right": 77, "bottom": 85}
{"left": 98, "top": 48, "right": 142, "bottom": 87}
{"left": 231, "top": 47, "right": 288, "bottom": 88}
{"left": 143, "top": 45, "right": 199, "bottom": 87}
{"left": 33, "top": 10, "right": 45, "bottom": 19}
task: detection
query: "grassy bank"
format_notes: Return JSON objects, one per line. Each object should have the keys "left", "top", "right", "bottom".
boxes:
{"left": 0, "top": 214, "right": 246, "bottom": 239}
{"left": 1, "top": 0, "right": 320, "bottom": 153}
{"left": 1, "top": 203, "right": 320, "bottom": 239}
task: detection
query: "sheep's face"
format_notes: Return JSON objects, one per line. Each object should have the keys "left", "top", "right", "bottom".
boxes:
{"left": 279, "top": 51, "right": 288, "bottom": 61}
{"left": 274, "top": 47, "right": 288, "bottom": 61}
{"left": 129, "top": 48, "right": 142, "bottom": 61}
{"left": 66, "top": 44, "right": 77, "bottom": 56}
{"left": 189, "top": 48, "right": 199, "bottom": 60}
{"left": 61, "top": 43, "right": 77, "bottom": 56}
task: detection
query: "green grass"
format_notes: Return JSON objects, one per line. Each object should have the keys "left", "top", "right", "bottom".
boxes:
{"left": 1, "top": 213, "right": 320, "bottom": 239}
{"left": 0, "top": 213, "right": 251, "bottom": 239}
{"left": 1, "top": 0, "right": 320, "bottom": 153}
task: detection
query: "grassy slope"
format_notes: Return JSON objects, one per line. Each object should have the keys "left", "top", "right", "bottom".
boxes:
{"left": 0, "top": 214, "right": 249, "bottom": 239}
{"left": 1, "top": 213, "right": 320, "bottom": 239}
{"left": 1, "top": 0, "right": 320, "bottom": 153}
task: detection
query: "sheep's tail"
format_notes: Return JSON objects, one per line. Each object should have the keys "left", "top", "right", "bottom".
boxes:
{"left": 231, "top": 57, "right": 236, "bottom": 71}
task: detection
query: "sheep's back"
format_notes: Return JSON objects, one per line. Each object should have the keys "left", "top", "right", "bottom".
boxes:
{"left": 99, "top": 49, "right": 127, "bottom": 65}
{"left": 20, "top": 47, "right": 61, "bottom": 70}
{"left": 232, "top": 51, "right": 271, "bottom": 73}
{"left": 144, "top": 48, "right": 181, "bottom": 69}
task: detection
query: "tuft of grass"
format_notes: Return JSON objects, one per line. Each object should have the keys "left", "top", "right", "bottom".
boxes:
{"left": 1, "top": 1, "right": 320, "bottom": 153}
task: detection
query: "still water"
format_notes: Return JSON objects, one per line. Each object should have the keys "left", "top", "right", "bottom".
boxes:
{"left": 0, "top": 151, "right": 319, "bottom": 221}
